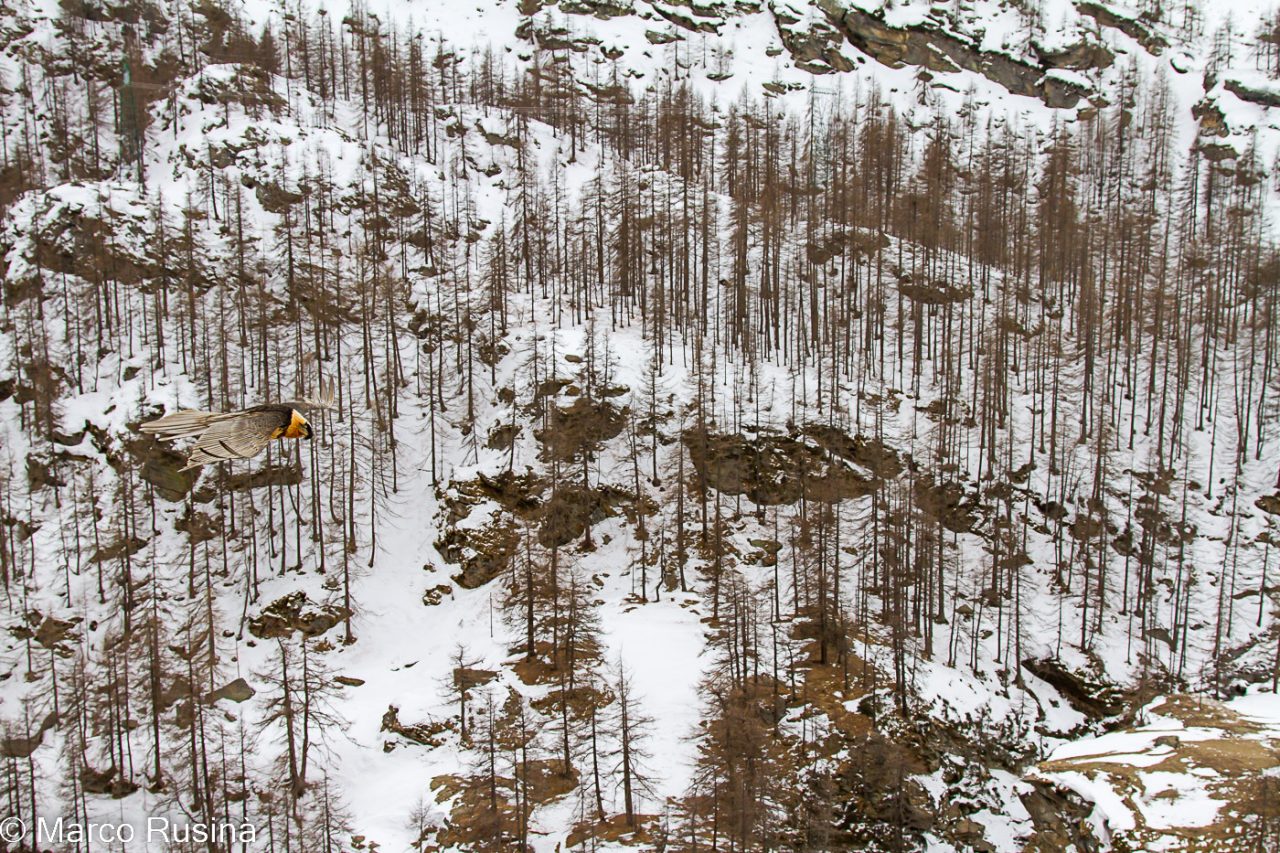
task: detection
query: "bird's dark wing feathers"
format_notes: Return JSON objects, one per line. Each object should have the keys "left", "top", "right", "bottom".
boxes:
{"left": 179, "top": 409, "right": 286, "bottom": 470}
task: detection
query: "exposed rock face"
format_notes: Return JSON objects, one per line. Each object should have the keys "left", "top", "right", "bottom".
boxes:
{"left": 487, "top": 423, "right": 519, "bottom": 450}
{"left": 9, "top": 612, "right": 80, "bottom": 651}
{"left": 0, "top": 711, "right": 57, "bottom": 759}
{"left": 204, "top": 677, "right": 255, "bottom": 704}
{"left": 515, "top": 18, "right": 602, "bottom": 51}
{"left": 649, "top": 0, "right": 724, "bottom": 34}
{"left": 437, "top": 469, "right": 644, "bottom": 584}
{"left": 773, "top": 6, "right": 854, "bottom": 74}
{"left": 221, "top": 464, "right": 304, "bottom": 491}
{"left": 1033, "top": 39, "right": 1115, "bottom": 71}
{"left": 458, "top": 470, "right": 547, "bottom": 518}
{"left": 1257, "top": 494, "right": 1280, "bottom": 516}
{"left": 1197, "top": 141, "right": 1239, "bottom": 163}
{"left": 1193, "top": 97, "right": 1231, "bottom": 137}
{"left": 900, "top": 277, "right": 973, "bottom": 306}
{"left": 685, "top": 424, "right": 897, "bottom": 505}
{"left": 645, "top": 28, "right": 681, "bottom": 44}
{"left": 803, "top": 424, "right": 904, "bottom": 479}
{"left": 254, "top": 180, "right": 304, "bottom": 213}
{"left": 1020, "top": 783, "right": 1103, "bottom": 852}
{"left": 91, "top": 534, "right": 148, "bottom": 564}
{"left": 453, "top": 667, "right": 498, "bottom": 691}
{"left": 26, "top": 457, "right": 65, "bottom": 489}
{"left": 536, "top": 397, "right": 626, "bottom": 462}
{"left": 914, "top": 477, "right": 977, "bottom": 533}
{"left": 174, "top": 507, "right": 220, "bottom": 543}
{"left": 559, "top": 0, "right": 635, "bottom": 21}
{"left": 436, "top": 518, "right": 520, "bottom": 589}
{"left": 537, "top": 483, "right": 634, "bottom": 548}
{"left": 248, "top": 591, "right": 350, "bottom": 640}
{"left": 805, "top": 227, "right": 888, "bottom": 265}
{"left": 140, "top": 449, "right": 197, "bottom": 500}
{"left": 18, "top": 196, "right": 159, "bottom": 290}
{"left": 1021, "top": 657, "right": 1124, "bottom": 718}
{"left": 381, "top": 705, "right": 450, "bottom": 748}
{"left": 1076, "top": 1, "right": 1168, "bottom": 55}
{"left": 815, "top": 0, "right": 1094, "bottom": 108}
{"left": 521, "top": 0, "right": 1112, "bottom": 106}
{"left": 1224, "top": 77, "right": 1280, "bottom": 109}
{"left": 79, "top": 764, "right": 139, "bottom": 798}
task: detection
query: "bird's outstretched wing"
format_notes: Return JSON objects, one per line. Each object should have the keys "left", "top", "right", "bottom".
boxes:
{"left": 139, "top": 410, "right": 233, "bottom": 442}
{"left": 142, "top": 409, "right": 285, "bottom": 470}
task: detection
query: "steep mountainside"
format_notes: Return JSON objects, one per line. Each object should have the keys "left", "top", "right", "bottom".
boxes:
{"left": 0, "top": 0, "right": 1278, "bottom": 850}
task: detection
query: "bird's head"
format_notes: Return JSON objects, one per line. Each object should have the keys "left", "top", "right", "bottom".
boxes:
{"left": 284, "top": 409, "right": 313, "bottom": 440}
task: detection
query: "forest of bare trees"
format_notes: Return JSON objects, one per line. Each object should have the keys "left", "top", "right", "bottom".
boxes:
{"left": 0, "top": 0, "right": 1277, "bottom": 848}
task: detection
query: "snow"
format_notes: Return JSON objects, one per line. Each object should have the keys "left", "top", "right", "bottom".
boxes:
{"left": 1048, "top": 727, "right": 1210, "bottom": 762}
{"left": 0, "top": 0, "right": 1277, "bottom": 848}
{"left": 1135, "top": 770, "right": 1224, "bottom": 829}
{"left": 1033, "top": 689, "right": 1280, "bottom": 847}
{"left": 601, "top": 591, "right": 708, "bottom": 799}
{"left": 1226, "top": 690, "right": 1280, "bottom": 727}
{"left": 1048, "top": 769, "right": 1137, "bottom": 832}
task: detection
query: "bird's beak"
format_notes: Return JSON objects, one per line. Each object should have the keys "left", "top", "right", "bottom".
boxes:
{"left": 303, "top": 423, "right": 313, "bottom": 440}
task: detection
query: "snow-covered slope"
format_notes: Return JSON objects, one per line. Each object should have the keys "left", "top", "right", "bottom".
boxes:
{"left": 1033, "top": 691, "right": 1280, "bottom": 849}
{"left": 0, "top": 0, "right": 1276, "bottom": 850}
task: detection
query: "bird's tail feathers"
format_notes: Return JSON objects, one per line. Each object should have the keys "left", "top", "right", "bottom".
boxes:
{"left": 140, "top": 410, "right": 231, "bottom": 442}
{"left": 301, "top": 375, "right": 337, "bottom": 411}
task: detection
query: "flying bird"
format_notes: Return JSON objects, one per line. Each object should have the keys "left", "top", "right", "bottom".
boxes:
{"left": 141, "top": 379, "right": 336, "bottom": 471}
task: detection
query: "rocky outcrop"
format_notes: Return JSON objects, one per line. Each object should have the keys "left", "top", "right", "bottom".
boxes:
{"left": 1197, "top": 141, "right": 1239, "bottom": 163}
{"left": 140, "top": 448, "right": 197, "bottom": 500}
{"left": 221, "top": 463, "right": 304, "bottom": 491}
{"left": 248, "top": 592, "right": 350, "bottom": 640}
{"left": 645, "top": 28, "right": 682, "bottom": 44}
{"left": 8, "top": 612, "right": 80, "bottom": 651}
{"left": 453, "top": 667, "right": 498, "bottom": 691}
{"left": 91, "top": 534, "right": 148, "bottom": 564}
{"left": 1224, "top": 77, "right": 1280, "bottom": 109}
{"left": 382, "top": 705, "right": 450, "bottom": 748}
{"left": 515, "top": 19, "right": 603, "bottom": 52}
{"left": 559, "top": 0, "right": 634, "bottom": 18}
{"left": 1021, "top": 657, "right": 1124, "bottom": 718}
{"left": 900, "top": 277, "right": 973, "bottom": 306}
{"left": 816, "top": 0, "right": 1094, "bottom": 108}
{"left": 773, "top": 6, "right": 854, "bottom": 74}
{"left": 453, "top": 470, "right": 547, "bottom": 519}
{"left": 914, "top": 477, "right": 978, "bottom": 533}
{"left": 437, "top": 518, "right": 520, "bottom": 589}
{"left": 805, "top": 227, "right": 888, "bottom": 265}
{"left": 648, "top": 0, "right": 725, "bottom": 34}
{"left": 1033, "top": 39, "right": 1115, "bottom": 71}
{"left": 1020, "top": 783, "right": 1104, "bottom": 852}
{"left": 18, "top": 197, "right": 159, "bottom": 290}
{"left": 1076, "top": 1, "right": 1167, "bottom": 55}
{"left": 536, "top": 397, "right": 626, "bottom": 463}
{"left": 537, "top": 483, "right": 635, "bottom": 548}
{"left": 1257, "top": 493, "right": 1280, "bottom": 516}
{"left": 204, "top": 677, "right": 255, "bottom": 704}
{"left": 685, "top": 425, "right": 895, "bottom": 505}
{"left": 0, "top": 711, "right": 57, "bottom": 759}
{"left": 79, "top": 764, "right": 139, "bottom": 798}
{"left": 1193, "top": 97, "right": 1231, "bottom": 138}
